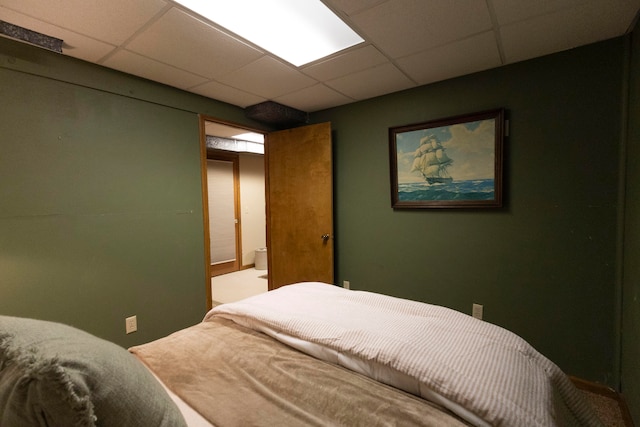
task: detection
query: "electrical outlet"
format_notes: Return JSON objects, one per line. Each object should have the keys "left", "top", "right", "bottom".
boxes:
{"left": 343, "top": 280, "right": 350, "bottom": 289}
{"left": 125, "top": 315, "right": 137, "bottom": 334}
{"left": 472, "top": 304, "right": 483, "bottom": 320}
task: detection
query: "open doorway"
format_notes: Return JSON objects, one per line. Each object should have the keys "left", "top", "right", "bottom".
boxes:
{"left": 201, "top": 118, "right": 267, "bottom": 305}
{"left": 200, "top": 118, "right": 334, "bottom": 308}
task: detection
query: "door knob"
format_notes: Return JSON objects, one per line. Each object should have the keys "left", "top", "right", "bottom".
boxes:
{"left": 321, "top": 234, "right": 330, "bottom": 241}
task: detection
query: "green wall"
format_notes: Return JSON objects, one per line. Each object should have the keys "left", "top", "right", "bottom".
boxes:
{"left": 0, "top": 36, "right": 265, "bottom": 347}
{"left": 622, "top": 17, "right": 640, "bottom": 425}
{"left": 313, "top": 38, "right": 626, "bottom": 388}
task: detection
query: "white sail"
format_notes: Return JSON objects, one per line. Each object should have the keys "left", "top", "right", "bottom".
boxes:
{"left": 410, "top": 156, "right": 423, "bottom": 172}
{"left": 411, "top": 135, "right": 453, "bottom": 182}
{"left": 436, "top": 149, "right": 452, "bottom": 165}
{"left": 424, "top": 151, "right": 439, "bottom": 166}
{"left": 416, "top": 144, "right": 430, "bottom": 156}
{"left": 424, "top": 165, "right": 441, "bottom": 177}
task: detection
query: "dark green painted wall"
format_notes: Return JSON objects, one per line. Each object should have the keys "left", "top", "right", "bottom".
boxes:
{"left": 622, "top": 18, "right": 640, "bottom": 425}
{"left": 313, "top": 38, "right": 626, "bottom": 388}
{"left": 0, "top": 36, "right": 265, "bottom": 348}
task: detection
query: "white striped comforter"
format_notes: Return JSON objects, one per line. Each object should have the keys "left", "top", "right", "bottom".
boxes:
{"left": 206, "top": 282, "right": 601, "bottom": 427}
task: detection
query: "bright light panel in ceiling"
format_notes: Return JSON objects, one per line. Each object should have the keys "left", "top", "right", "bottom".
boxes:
{"left": 172, "top": 0, "right": 364, "bottom": 66}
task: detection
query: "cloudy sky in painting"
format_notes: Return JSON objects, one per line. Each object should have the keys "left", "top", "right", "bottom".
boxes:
{"left": 395, "top": 118, "right": 496, "bottom": 183}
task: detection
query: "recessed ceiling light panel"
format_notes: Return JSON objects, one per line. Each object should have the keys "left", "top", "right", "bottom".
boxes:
{"left": 172, "top": 0, "right": 364, "bottom": 66}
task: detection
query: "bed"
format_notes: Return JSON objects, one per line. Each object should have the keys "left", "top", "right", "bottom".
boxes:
{"left": 0, "top": 282, "right": 603, "bottom": 426}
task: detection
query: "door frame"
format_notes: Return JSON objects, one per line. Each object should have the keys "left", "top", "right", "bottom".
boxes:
{"left": 198, "top": 115, "right": 267, "bottom": 310}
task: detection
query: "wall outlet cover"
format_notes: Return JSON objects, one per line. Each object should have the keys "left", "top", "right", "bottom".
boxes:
{"left": 125, "top": 315, "right": 137, "bottom": 334}
{"left": 472, "top": 304, "right": 483, "bottom": 320}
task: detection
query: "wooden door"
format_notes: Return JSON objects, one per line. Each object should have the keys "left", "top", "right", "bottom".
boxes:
{"left": 266, "top": 122, "right": 333, "bottom": 290}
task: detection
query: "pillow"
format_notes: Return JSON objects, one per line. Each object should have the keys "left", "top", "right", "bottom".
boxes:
{"left": 0, "top": 315, "right": 187, "bottom": 427}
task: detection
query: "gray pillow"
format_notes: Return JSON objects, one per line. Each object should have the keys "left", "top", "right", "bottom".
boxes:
{"left": 0, "top": 315, "right": 187, "bottom": 427}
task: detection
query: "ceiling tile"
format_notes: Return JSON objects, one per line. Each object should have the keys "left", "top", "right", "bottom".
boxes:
{"left": 216, "top": 56, "right": 317, "bottom": 99}
{"left": 574, "top": 1, "right": 640, "bottom": 35}
{"left": 500, "top": 1, "right": 638, "bottom": 64}
{"left": 350, "top": 0, "right": 493, "bottom": 58}
{"left": 397, "top": 32, "right": 502, "bottom": 85}
{"left": 102, "top": 49, "right": 208, "bottom": 90}
{"left": 0, "top": 0, "right": 167, "bottom": 45}
{"left": 126, "top": 7, "right": 263, "bottom": 79}
{"left": 189, "top": 80, "right": 266, "bottom": 108}
{"left": 324, "top": 0, "right": 388, "bottom": 16}
{"left": 274, "top": 84, "right": 354, "bottom": 112}
{"left": 492, "top": 0, "right": 591, "bottom": 25}
{"left": 0, "top": 6, "right": 115, "bottom": 62}
{"left": 326, "top": 63, "right": 415, "bottom": 100}
{"left": 302, "top": 45, "right": 387, "bottom": 81}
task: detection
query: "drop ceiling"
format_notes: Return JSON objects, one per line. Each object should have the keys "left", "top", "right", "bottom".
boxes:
{"left": 1, "top": 0, "right": 639, "bottom": 113}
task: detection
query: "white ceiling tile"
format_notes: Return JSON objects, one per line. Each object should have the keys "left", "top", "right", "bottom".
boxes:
{"left": 326, "top": 63, "right": 415, "bottom": 100}
{"left": 102, "top": 49, "right": 208, "bottom": 90}
{"left": 126, "top": 7, "right": 263, "bottom": 79}
{"left": 274, "top": 84, "right": 354, "bottom": 112}
{"left": 0, "top": 0, "right": 167, "bottom": 45}
{"left": 302, "top": 45, "right": 387, "bottom": 81}
{"left": 0, "top": 6, "right": 115, "bottom": 62}
{"left": 217, "top": 56, "right": 317, "bottom": 99}
{"left": 577, "top": 0, "right": 640, "bottom": 35}
{"left": 397, "top": 32, "right": 502, "bottom": 85}
{"left": 324, "top": 0, "right": 388, "bottom": 16}
{"left": 490, "top": 0, "right": 586, "bottom": 25}
{"left": 351, "top": 0, "right": 493, "bottom": 58}
{"left": 189, "top": 80, "right": 266, "bottom": 108}
{"left": 500, "top": 2, "right": 638, "bottom": 64}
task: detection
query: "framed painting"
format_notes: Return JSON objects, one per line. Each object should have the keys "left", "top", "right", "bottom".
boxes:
{"left": 389, "top": 109, "right": 505, "bottom": 209}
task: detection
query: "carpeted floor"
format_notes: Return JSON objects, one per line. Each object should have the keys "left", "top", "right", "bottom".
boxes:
{"left": 583, "top": 391, "right": 624, "bottom": 426}
{"left": 573, "top": 377, "right": 634, "bottom": 426}
{"left": 211, "top": 267, "right": 268, "bottom": 303}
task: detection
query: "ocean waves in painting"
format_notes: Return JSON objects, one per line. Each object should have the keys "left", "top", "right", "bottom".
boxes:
{"left": 398, "top": 179, "right": 495, "bottom": 201}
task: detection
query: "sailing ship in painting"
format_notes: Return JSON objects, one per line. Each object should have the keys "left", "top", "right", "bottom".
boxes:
{"left": 410, "top": 134, "right": 453, "bottom": 184}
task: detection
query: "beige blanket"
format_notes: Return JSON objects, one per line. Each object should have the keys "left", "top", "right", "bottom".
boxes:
{"left": 130, "top": 317, "right": 470, "bottom": 427}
